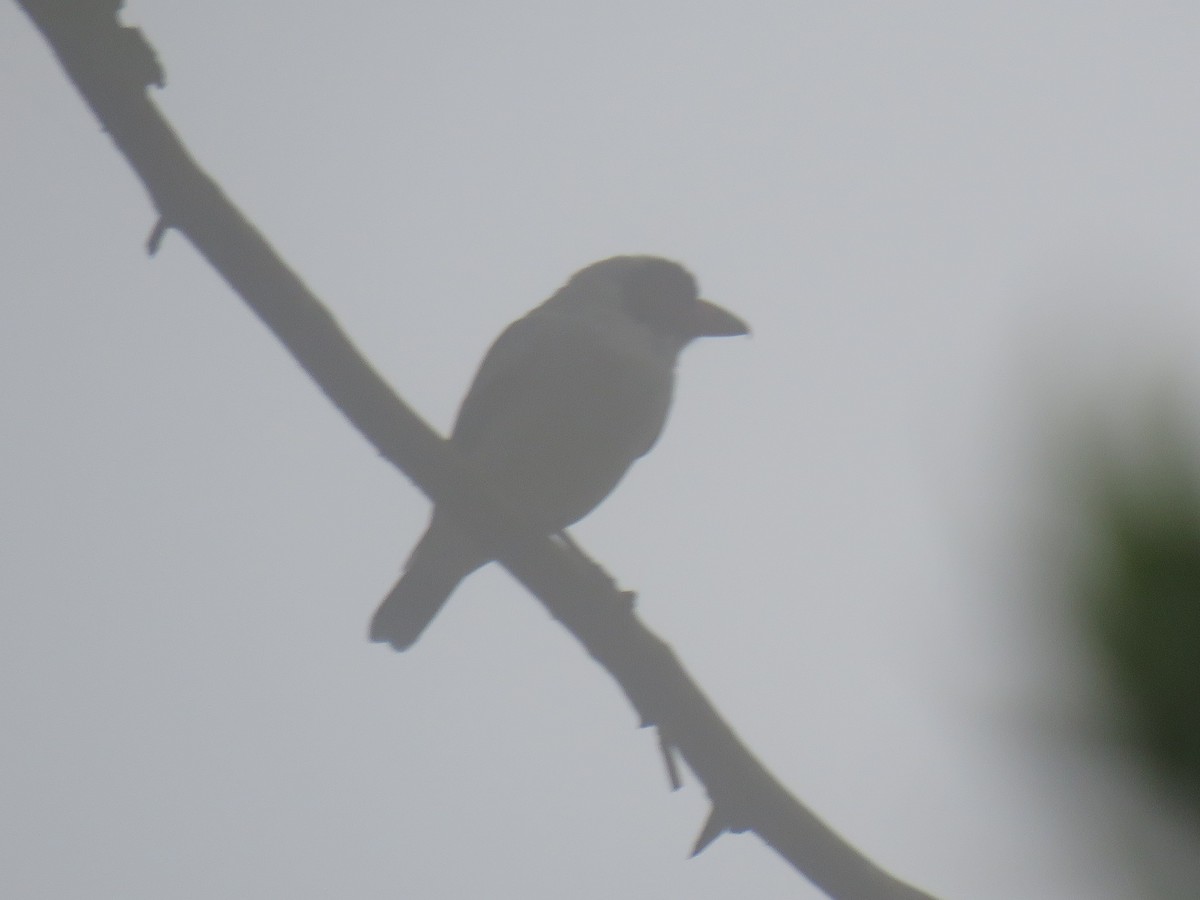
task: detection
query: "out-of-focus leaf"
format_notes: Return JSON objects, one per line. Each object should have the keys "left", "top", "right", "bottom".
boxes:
{"left": 1080, "top": 415, "right": 1200, "bottom": 803}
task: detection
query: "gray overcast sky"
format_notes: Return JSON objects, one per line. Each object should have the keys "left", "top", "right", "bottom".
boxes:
{"left": 5, "top": 3, "right": 1200, "bottom": 898}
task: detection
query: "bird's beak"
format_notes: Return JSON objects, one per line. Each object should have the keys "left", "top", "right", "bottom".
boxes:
{"left": 691, "top": 299, "right": 750, "bottom": 338}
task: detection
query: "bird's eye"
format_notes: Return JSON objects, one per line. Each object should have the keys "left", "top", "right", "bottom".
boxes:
{"left": 624, "top": 262, "right": 698, "bottom": 334}
{"left": 626, "top": 291, "right": 691, "bottom": 331}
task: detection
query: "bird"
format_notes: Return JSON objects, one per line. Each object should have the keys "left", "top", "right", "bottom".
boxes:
{"left": 369, "top": 255, "right": 748, "bottom": 650}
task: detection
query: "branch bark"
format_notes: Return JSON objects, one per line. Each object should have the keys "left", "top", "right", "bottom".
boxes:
{"left": 15, "top": 3, "right": 939, "bottom": 898}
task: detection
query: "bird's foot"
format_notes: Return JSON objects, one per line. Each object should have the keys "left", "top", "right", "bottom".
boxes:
{"left": 555, "top": 531, "right": 638, "bottom": 609}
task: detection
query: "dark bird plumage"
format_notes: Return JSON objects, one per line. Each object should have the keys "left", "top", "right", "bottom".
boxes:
{"left": 370, "top": 256, "right": 747, "bottom": 650}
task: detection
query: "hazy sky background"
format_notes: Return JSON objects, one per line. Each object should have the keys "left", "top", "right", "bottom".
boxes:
{"left": 6, "top": 3, "right": 1200, "bottom": 898}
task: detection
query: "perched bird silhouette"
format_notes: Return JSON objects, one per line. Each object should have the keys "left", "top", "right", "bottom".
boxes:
{"left": 370, "top": 256, "right": 748, "bottom": 650}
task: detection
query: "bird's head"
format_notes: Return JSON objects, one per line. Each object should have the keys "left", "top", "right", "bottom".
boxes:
{"left": 550, "top": 256, "right": 749, "bottom": 359}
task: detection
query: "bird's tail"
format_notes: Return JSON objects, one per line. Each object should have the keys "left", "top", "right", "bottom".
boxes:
{"left": 369, "top": 567, "right": 461, "bottom": 651}
{"left": 369, "top": 522, "right": 486, "bottom": 651}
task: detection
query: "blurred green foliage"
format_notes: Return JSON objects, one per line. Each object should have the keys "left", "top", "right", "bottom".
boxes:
{"left": 1082, "top": 420, "right": 1200, "bottom": 802}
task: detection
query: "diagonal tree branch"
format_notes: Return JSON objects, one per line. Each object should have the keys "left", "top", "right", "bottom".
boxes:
{"left": 15, "top": 3, "right": 939, "bottom": 898}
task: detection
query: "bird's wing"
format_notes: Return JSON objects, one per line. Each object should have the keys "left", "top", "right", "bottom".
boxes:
{"left": 449, "top": 312, "right": 556, "bottom": 453}
{"left": 445, "top": 306, "right": 675, "bottom": 530}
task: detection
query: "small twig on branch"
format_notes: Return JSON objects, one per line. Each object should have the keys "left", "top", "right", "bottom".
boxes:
{"left": 14, "top": 3, "right": 940, "bottom": 898}
{"left": 656, "top": 726, "right": 683, "bottom": 792}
